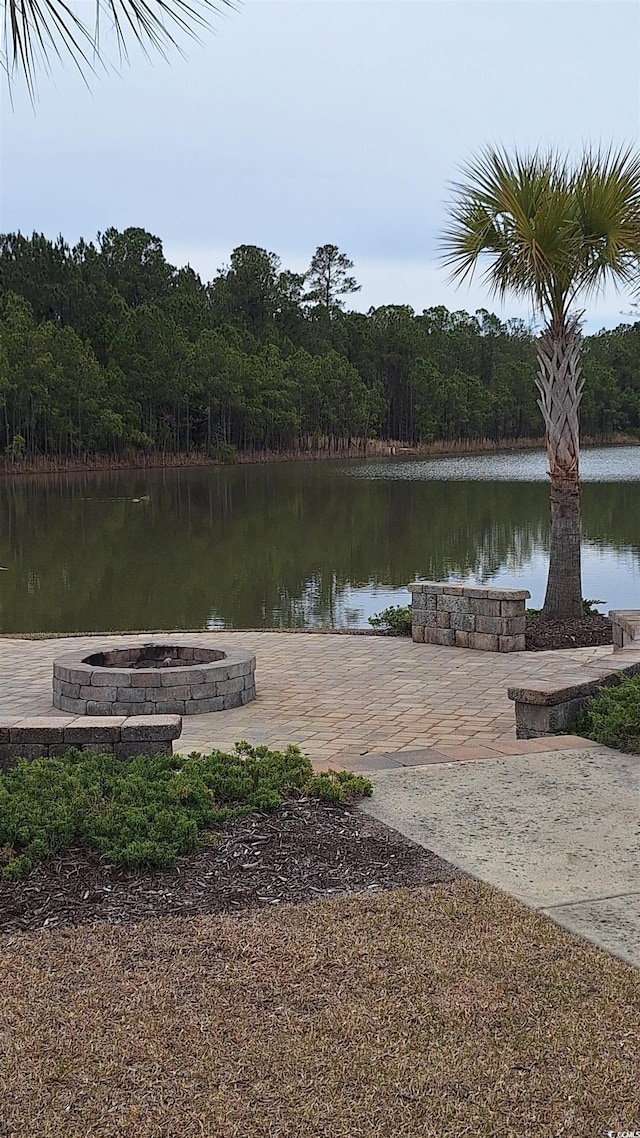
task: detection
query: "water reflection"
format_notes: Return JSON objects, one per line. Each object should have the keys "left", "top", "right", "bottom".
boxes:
{"left": 0, "top": 447, "right": 638, "bottom": 632}
{"left": 350, "top": 445, "right": 640, "bottom": 482}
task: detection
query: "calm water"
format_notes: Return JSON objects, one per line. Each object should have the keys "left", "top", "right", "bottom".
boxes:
{"left": 1, "top": 446, "right": 639, "bottom": 633}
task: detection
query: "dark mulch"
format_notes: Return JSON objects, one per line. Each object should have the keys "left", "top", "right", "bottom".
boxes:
{"left": 525, "top": 612, "right": 613, "bottom": 651}
{"left": 0, "top": 801, "right": 460, "bottom": 934}
{"left": 377, "top": 614, "right": 614, "bottom": 650}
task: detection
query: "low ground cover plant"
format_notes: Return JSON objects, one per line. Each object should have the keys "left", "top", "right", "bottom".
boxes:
{"left": 526, "top": 598, "right": 605, "bottom": 617}
{"left": 0, "top": 742, "right": 371, "bottom": 881}
{"left": 368, "top": 605, "right": 412, "bottom": 635}
{"left": 572, "top": 673, "right": 640, "bottom": 752}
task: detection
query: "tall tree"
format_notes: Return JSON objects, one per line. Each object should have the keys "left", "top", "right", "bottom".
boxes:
{"left": 97, "top": 228, "right": 177, "bottom": 309}
{"left": 209, "top": 246, "right": 283, "bottom": 341}
{"left": 304, "top": 245, "right": 361, "bottom": 317}
{"left": 442, "top": 146, "right": 640, "bottom": 618}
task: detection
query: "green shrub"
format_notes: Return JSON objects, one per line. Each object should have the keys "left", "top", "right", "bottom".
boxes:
{"left": 583, "top": 598, "right": 605, "bottom": 615}
{"left": 306, "top": 770, "right": 373, "bottom": 804}
{"left": 368, "top": 605, "right": 412, "bottom": 635}
{"left": 0, "top": 742, "right": 372, "bottom": 880}
{"left": 526, "top": 599, "right": 605, "bottom": 618}
{"left": 210, "top": 442, "right": 237, "bottom": 464}
{"left": 571, "top": 674, "right": 640, "bottom": 752}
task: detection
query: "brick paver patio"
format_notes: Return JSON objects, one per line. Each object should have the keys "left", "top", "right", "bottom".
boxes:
{"left": 0, "top": 632, "right": 611, "bottom": 767}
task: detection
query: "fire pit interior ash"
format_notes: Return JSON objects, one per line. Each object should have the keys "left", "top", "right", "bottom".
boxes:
{"left": 53, "top": 643, "right": 256, "bottom": 716}
{"left": 83, "top": 645, "right": 226, "bottom": 669}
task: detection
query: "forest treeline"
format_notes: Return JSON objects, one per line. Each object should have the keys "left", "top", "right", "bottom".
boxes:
{"left": 1, "top": 227, "right": 639, "bottom": 461}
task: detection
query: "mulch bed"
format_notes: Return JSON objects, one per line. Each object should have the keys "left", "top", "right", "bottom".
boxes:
{"left": 0, "top": 801, "right": 461, "bottom": 934}
{"left": 525, "top": 612, "right": 613, "bottom": 651}
{"left": 375, "top": 614, "right": 614, "bottom": 650}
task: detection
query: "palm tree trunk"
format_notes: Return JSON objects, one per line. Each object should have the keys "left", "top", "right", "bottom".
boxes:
{"left": 535, "top": 317, "right": 585, "bottom": 619}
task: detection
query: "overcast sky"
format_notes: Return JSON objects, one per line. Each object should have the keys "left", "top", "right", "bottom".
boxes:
{"left": 2, "top": 1, "right": 639, "bottom": 330}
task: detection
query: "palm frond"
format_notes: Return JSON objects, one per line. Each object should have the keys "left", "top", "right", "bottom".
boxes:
{"left": 573, "top": 144, "right": 640, "bottom": 302}
{"left": 441, "top": 144, "right": 640, "bottom": 324}
{"left": 2, "top": 0, "right": 235, "bottom": 91}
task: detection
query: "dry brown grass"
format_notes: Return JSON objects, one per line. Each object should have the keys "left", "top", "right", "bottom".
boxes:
{"left": 1, "top": 880, "right": 638, "bottom": 1138}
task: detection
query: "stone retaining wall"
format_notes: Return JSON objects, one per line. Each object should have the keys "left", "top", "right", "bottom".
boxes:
{"left": 409, "top": 582, "right": 530, "bottom": 652}
{"left": 507, "top": 649, "right": 640, "bottom": 738}
{"left": 610, "top": 610, "right": 640, "bottom": 651}
{"left": 0, "top": 714, "right": 182, "bottom": 770}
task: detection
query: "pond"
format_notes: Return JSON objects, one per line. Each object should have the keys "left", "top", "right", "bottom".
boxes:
{"left": 0, "top": 446, "right": 638, "bottom": 633}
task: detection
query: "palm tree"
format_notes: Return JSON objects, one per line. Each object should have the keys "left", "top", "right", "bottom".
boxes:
{"left": 442, "top": 146, "right": 640, "bottom": 619}
{"left": 3, "top": 0, "right": 232, "bottom": 92}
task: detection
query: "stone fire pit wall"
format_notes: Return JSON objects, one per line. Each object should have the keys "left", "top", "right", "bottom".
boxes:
{"left": 409, "top": 582, "right": 530, "bottom": 652}
{"left": 53, "top": 644, "right": 256, "bottom": 715}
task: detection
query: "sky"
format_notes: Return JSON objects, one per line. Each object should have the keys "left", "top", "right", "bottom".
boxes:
{"left": 2, "top": 0, "right": 640, "bottom": 331}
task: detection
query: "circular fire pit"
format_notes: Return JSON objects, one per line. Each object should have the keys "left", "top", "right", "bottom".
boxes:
{"left": 52, "top": 643, "right": 256, "bottom": 715}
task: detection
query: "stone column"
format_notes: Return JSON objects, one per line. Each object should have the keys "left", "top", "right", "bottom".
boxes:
{"left": 409, "top": 582, "right": 530, "bottom": 652}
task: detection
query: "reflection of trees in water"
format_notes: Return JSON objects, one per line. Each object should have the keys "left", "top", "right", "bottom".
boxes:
{"left": 0, "top": 465, "right": 638, "bottom": 632}
{"left": 582, "top": 486, "right": 640, "bottom": 554}
{"left": 273, "top": 575, "right": 340, "bottom": 629}
{"left": 461, "top": 520, "right": 547, "bottom": 583}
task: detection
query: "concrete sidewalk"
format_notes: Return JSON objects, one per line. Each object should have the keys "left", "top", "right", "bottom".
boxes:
{"left": 361, "top": 745, "right": 640, "bottom": 968}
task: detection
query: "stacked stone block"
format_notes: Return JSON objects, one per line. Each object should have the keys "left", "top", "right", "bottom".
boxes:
{"left": 508, "top": 626, "right": 640, "bottom": 737}
{"left": 52, "top": 643, "right": 257, "bottom": 715}
{"left": 610, "top": 610, "right": 640, "bottom": 651}
{"left": 0, "top": 714, "right": 182, "bottom": 770}
{"left": 409, "top": 582, "right": 530, "bottom": 652}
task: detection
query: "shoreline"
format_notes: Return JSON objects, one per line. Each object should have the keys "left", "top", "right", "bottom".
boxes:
{"left": 1, "top": 433, "right": 637, "bottom": 478}
{"left": 0, "top": 627, "right": 392, "bottom": 641}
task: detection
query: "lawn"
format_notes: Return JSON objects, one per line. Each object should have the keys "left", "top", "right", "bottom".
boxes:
{"left": 2, "top": 879, "right": 638, "bottom": 1137}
